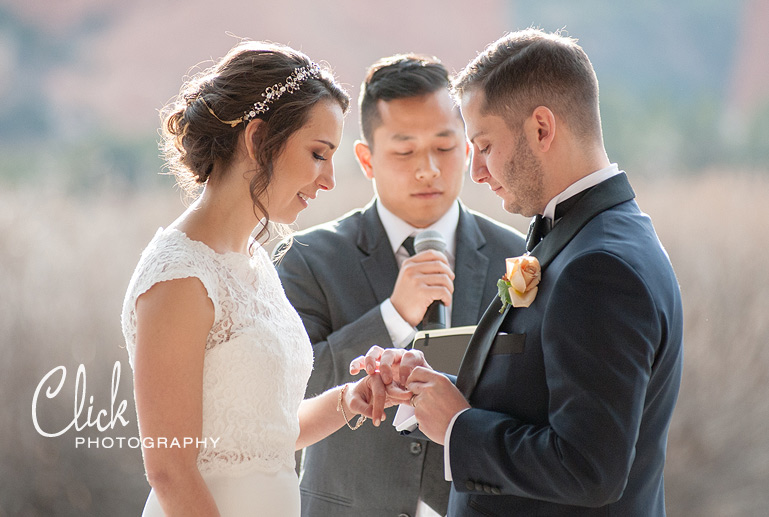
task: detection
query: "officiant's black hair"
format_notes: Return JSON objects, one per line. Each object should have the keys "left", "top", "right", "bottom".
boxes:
{"left": 359, "top": 54, "right": 453, "bottom": 148}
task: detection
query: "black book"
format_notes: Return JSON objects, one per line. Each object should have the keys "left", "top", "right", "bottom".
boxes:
{"left": 410, "top": 325, "right": 477, "bottom": 375}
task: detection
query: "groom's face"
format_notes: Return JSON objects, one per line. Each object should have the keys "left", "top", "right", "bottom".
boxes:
{"left": 461, "top": 88, "right": 545, "bottom": 217}
{"left": 355, "top": 89, "right": 469, "bottom": 228}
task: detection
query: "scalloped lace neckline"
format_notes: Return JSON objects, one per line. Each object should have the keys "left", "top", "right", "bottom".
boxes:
{"left": 164, "top": 227, "right": 258, "bottom": 263}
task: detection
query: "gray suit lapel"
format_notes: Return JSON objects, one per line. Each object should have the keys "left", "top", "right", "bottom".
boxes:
{"left": 358, "top": 202, "right": 400, "bottom": 304}
{"left": 456, "top": 173, "right": 636, "bottom": 397}
{"left": 451, "top": 203, "right": 489, "bottom": 327}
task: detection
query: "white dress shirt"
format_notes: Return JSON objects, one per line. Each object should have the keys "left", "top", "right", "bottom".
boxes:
{"left": 542, "top": 163, "right": 621, "bottom": 225}
{"left": 376, "top": 200, "right": 459, "bottom": 348}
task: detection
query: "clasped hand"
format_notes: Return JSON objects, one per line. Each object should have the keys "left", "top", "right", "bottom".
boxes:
{"left": 390, "top": 250, "right": 454, "bottom": 327}
{"left": 348, "top": 346, "right": 470, "bottom": 444}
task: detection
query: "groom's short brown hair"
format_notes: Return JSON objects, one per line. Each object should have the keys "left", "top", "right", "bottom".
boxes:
{"left": 454, "top": 28, "right": 602, "bottom": 142}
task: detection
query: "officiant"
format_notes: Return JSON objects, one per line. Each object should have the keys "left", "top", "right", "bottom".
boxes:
{"left": 275, "top": 54, "right": 525, "bottom": 517}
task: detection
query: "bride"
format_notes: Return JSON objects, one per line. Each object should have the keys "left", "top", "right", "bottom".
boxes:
{"left": 121, "top": 42, "right": 408, "bottom": 516}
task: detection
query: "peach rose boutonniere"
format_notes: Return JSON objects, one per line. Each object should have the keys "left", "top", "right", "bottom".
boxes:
{"left": 497, "top": 255, "right": 542, "bottom": 312}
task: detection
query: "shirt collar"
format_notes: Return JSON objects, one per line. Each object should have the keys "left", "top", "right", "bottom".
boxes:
{"left": 542, "top": 163, "right": 622, "bottom": 222}
{"left": 375, "top": 199, "right": 460, "bottom": 260}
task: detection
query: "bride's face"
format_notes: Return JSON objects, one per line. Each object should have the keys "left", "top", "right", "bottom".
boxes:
{"left": 265, "top": 99, "right": 344, "bottom": 224}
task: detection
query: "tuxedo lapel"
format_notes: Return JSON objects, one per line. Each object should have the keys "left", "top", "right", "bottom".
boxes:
{"left": 358, "top": 203, "right": 400, "bottom": 304}
{"left": 452, "top": 204, "right": 489, "bottom": 326}
{"left": 531, "top": 173, "right": 636, "bottom": 269}
{"left": 456, "top": 174, "right": 636, "bottom": 397}
{"left": 456, "top": 297, "right": 509, "bottom": 398}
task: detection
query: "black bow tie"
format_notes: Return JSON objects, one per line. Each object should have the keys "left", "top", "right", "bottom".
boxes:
{"left": 526, "top": 215, "right": 551, "bottom": 252}
{"left": 525, "top": 187, "right": 594, "bottom": 252}
{"left": 401, "top": 235, "right": 416, "bottom": 256}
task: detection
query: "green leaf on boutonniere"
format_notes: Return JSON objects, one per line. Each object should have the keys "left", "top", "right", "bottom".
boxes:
{"left": 497, "top": 278, "right": 512, "bottom": 313}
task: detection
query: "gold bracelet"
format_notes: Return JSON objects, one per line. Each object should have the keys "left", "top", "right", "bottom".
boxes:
{"left": 337, "top": 384, "right": 367, "bottom": 430}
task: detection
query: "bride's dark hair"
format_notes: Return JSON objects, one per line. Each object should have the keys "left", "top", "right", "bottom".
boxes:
{"left": 161, "top": 41, "right": 349, "bottom": 242}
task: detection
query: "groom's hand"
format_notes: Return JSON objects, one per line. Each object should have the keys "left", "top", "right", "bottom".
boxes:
{"left": 350, "top": 346, "right": 431, "bottom": 386}
{"left": 406, "top": 367, "right": 470, "bottom": 445}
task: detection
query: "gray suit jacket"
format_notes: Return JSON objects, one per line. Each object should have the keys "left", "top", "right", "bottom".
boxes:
{"left": 275, "top": 199, "right": 525, "bottom": 517}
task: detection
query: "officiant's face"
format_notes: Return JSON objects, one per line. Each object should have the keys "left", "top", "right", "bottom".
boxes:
{"left": 356, "top": 90, "right": 469, "bottom": 228}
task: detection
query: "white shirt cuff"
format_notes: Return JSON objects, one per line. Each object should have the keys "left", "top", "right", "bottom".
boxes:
{"left": 380, "top": 298, "right": 417, "bottom": 348}
{"left": 444, "top": 408, "right": 470, "bottom": 481}
{"left": 393, "top": 405, "right": 418, "bottom": 432}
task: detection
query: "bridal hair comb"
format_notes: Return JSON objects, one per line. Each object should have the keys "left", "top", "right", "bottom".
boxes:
{"left": 202, "top": 63, "right": 323, "bottom": 127}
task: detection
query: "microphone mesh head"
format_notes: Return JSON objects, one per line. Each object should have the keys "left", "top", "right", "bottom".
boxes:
{"left": 414, "top": 230, "right": 446, "bottom": 254}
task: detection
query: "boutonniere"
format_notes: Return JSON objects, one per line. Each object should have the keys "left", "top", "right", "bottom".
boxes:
{"left": 497, "top": 254, "right": 541, "bottom": 312}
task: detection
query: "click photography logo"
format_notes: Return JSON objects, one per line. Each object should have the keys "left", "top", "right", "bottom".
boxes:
{"left": 31, "top": 360, "right": 220, "bottom": 450}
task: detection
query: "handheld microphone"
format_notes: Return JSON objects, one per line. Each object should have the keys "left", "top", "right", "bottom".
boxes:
{"left": 414, "top": 230, "right": 447, "bottom": 330}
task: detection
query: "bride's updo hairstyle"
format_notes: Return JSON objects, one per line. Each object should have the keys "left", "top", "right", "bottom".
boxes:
{"left": 161, "top": 41, "right": 349, "bottom": 240}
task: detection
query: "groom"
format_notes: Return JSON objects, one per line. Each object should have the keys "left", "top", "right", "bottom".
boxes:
{"left": 359, "top": 29, "right": 684, "bottom": 515}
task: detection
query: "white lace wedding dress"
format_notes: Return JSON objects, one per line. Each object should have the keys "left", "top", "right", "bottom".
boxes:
{"left": 121, "top": 228, "right": 314, "bottom": 516}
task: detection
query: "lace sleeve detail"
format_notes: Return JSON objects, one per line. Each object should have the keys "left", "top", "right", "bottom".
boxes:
{"left": 121, "top": 228, "right": 220, "bottom": 367}
{"left": 121, "top": 228, "right": 314, "bottom": 476}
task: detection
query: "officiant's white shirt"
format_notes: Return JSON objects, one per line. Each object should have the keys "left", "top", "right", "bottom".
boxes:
{"left": 376, "top": 199, "right": 459, "bottom": 348}
{"left": 377, "top": 199, "right": 458, "bottom": 517}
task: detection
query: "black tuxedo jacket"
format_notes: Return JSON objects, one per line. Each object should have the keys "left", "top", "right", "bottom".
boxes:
{"left": 448, "top": 174, "right": 684, "bottom": 516}
{"left": 276, "top": 199, "right": 525, "bottom": 517}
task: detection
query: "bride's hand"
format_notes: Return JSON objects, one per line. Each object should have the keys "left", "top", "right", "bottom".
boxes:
{"left": 345, "top": 374, "right": 411, "bottom": 427}
{"left": 349, "top": 345, "right": 431, "bottom": 387}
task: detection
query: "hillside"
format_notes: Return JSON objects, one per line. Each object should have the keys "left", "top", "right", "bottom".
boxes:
{"left": 0, "top": 0, "right": 767, "bottom": 181}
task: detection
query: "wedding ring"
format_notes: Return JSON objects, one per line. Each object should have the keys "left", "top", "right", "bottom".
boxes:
{"left": 410, "top": 394, "right": 418, "bottom": 408}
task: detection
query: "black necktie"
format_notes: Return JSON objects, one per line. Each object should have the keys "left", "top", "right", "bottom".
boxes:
{"left": 526, "top": 214, "right": 551, "bottom": 252}
{"left": 400, "top": 235, "right": 424, "bottom": 330}
{"left": 402, "top": 235, "right": 416, "bottom": 256}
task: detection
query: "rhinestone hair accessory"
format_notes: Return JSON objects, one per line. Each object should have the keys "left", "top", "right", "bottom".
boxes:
{"left": 202, "top": 62, "right": 323, "bottom": 128}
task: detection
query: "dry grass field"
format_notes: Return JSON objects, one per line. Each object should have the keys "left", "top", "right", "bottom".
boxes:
{"left": 1, "top": 170, "right": 767, "bottom": 516}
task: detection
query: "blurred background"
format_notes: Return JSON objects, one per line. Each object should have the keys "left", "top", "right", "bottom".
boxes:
{"left": 1, "top": 0, "right": 767, "bottom": 515}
